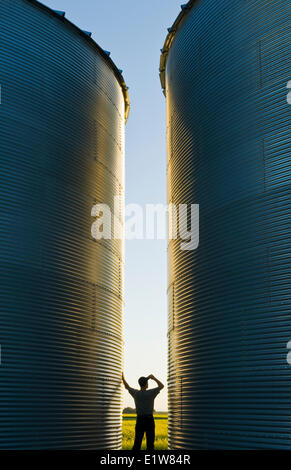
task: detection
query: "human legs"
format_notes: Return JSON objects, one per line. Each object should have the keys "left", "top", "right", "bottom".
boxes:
{"left": 132, "top": 417, "right": 145, "bottom": 451}
{"left": 145, "top": 416, "right": 155, "bottom": 451}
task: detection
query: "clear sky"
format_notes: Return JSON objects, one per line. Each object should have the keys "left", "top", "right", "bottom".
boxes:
{"left": 42, "top": 0, "right": 182, "bottom": 411}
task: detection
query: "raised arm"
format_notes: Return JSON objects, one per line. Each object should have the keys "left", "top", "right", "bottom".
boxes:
{"left": 122, "top": 372, "right": 131, "bottom": 390}
{"left": 148, "top": 374, "right": 164, "bottom": 390}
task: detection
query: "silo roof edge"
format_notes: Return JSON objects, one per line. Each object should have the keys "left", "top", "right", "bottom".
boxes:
{"left": 25, "top": 0, "right": 130, "bottom": 121}
{"left": 159, "top": 0, "right": 195, "bottom": 96}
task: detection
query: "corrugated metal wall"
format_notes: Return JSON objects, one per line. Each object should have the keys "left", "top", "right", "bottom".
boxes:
{"left": 162, "top": 0, "right": 291, "bottom": 449}
{"left": 0, "top": 0, "right": 128, "bottom": 449}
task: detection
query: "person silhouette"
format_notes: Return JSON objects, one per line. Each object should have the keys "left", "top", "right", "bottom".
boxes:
{"left": 122, "top": 372, "right": 164, "bottom": 451}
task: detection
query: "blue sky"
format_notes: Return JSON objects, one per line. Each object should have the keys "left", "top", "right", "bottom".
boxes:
{"left": 43, "top": 0, "right": 182, "bottom": 411}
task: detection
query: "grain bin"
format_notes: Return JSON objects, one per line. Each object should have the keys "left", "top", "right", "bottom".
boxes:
{"left": 0, "top": 0, "right": 129, "bottom": 449}
{"left": 160, "top": 0, "right": 291, "bottom": 449}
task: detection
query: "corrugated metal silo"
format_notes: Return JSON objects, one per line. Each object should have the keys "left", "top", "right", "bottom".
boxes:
{"left": 0, "top": 0, "right": 129, "bottom": 449}
{"left": 160, "top": 0, "right": 291, "bottom": 449}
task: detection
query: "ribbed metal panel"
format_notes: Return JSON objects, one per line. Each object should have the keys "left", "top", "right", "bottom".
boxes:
{"left": 161, "top": 0, "right": 291, "bottom": 449}
{"left": 0, "top": 0, "right": 128, "bottom": 449}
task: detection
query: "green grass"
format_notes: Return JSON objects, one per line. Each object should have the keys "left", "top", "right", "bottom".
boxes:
{"left": 122, "top": 414, "right": 168, "bottom": 450}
